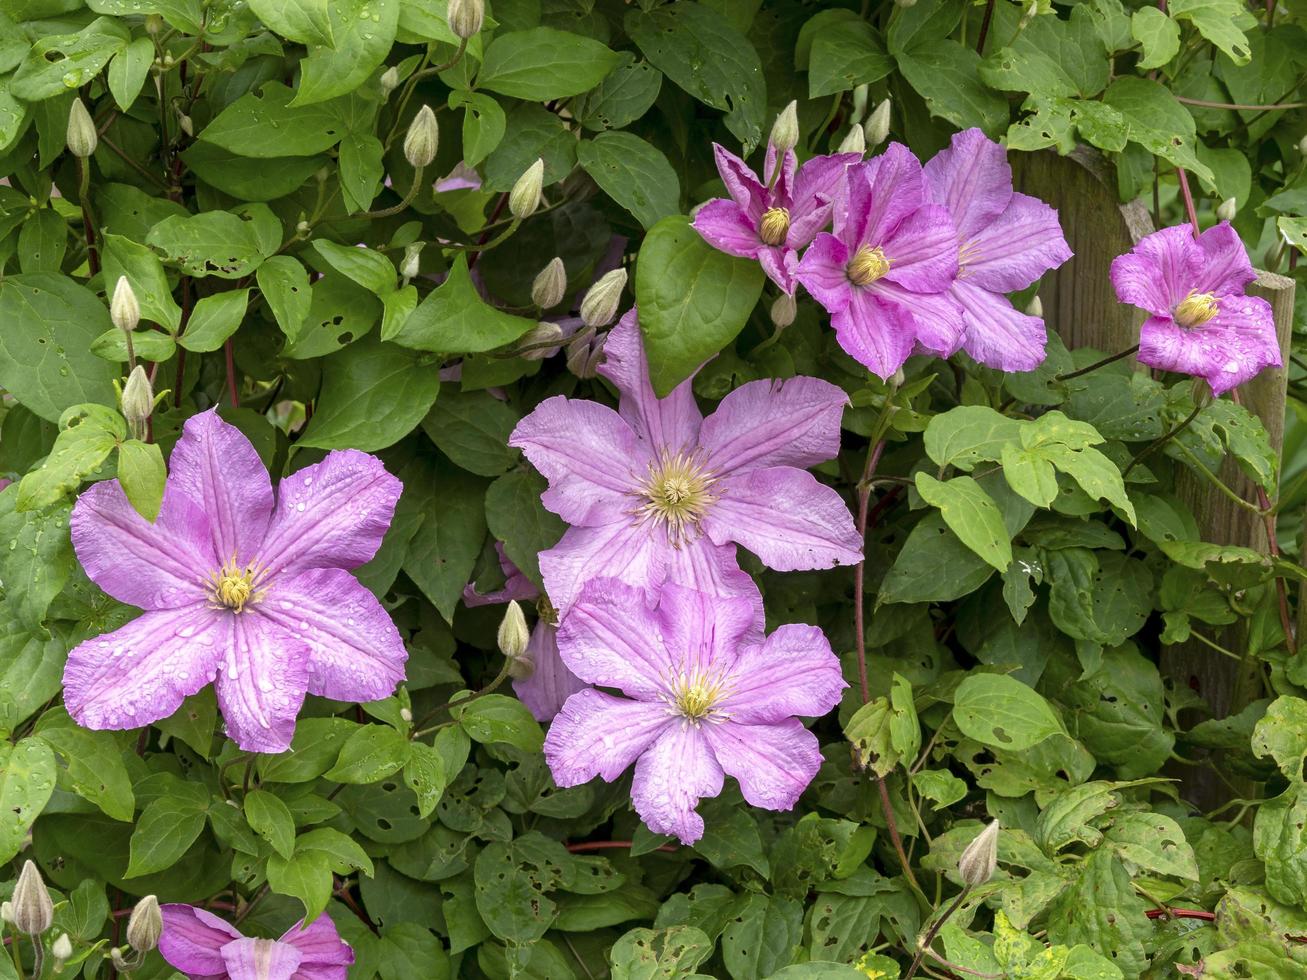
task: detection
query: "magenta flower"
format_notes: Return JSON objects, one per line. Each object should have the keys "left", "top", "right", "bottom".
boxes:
{"left": 693, "top": 143, "right": 859, "bottom": 294}
{"left": 796, "top": 143, "right": 963, "bottom": 379}
{"left": 159, "top": 904, "right": 352, "bottom": 980}
{"left": 1110, "top": 222, "right": 1280, "bottom": 395}
{"left": 922, "top": 129, "right": 1072, "bottom": 372}
{"left": 545, "top": 579, "right": 846, "bottom": 844}
{"left": 509, "top": 309, "right": 861, "bottom": 616}
{"left": 463, "top": 544, "right": 586, "bottom": 722}
{"left": 63, "top": 410, "right": 406, "bottom": 753}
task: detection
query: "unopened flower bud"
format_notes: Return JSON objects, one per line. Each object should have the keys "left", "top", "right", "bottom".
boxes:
{"left": 864, "top": 100, "right": 891, "bottom": 148}
{"left": 52, "top": 933, "right": 73, "bottom": 964}
{"left": 837, "top": 125, "right": 865, "bottom": 155}
{"left": 506, "top": 652, "right": 534, "bottom": 680}
{"left": 400, "top": 706, "right": 412, "bottom": 723}
{"left": 163, "top": 52, "right": 174, "bottom": 68}
{"left": 404, "top": 105, "right": 439, "bottom": 169}
{"left": 1017, "top": 0, "right": 1038, "bottom": 29}
{"left": 1299, "top": 134, "right": 1307, "bottom": 158}
{"left": 958, "top": 820, "right": 1000, "bottom": 887}
{"left": 1216, "top": 197, "right": 1237, "bottom": 222}
{"left": 126, "top": 895, "right": 162, "bottom": 953}
{"left": 497, "top": 600, "right": 530, "bottom": 661}
{"left": 67, "top": 98, "right": 97, "bottom": 158}
{"left": 579, "top": 268, "right": 626, "bottom": 328}
{"left": 770, "top": 293, "right": 796, "bottom": 329}
{"left": 519, "top": 321, "right": 564, "bottom": 360}
{"left": 0, "top": 901, "right": 12, "bottom": 924}
{"left": 380, "top": 66, "right": 400, "bottom": 96}
{"left": 178, "top": 112, "right": 193, "bottom": 137}
{"left": 769, "top": 100, "right": 799, "bottom": 154}
{"left": 448, "top": 0, "right": 485, "bottom": 40}
{"left": 531, "top": 257, "right": 567, "bottom": 309}
{"left": 296, "top": 220, "right": 311, "bottom": 235}
{"left": 566, "top": 326, "right": 598, "bottom": 378}
{"left": 889, "top": 367, "right": 905, "bottom": 388}
{"left": 509, "top": 159, "right": 544, "bottom": 219}
{"left": 1025, "top": 294, "right": 1043, "bottom": 318}
{"left": 12, "top": 861, "right": 53, "bottom": 936}
{"left": 851, "top": 84, "right": 870, "bottom": 124}
{"left": 110, "top": 948, "right": 132, "bottom": 972}
{"left": 145, "top": 13, "right": 163, "bottom": 34}
{"left": 111, "top": 276, "right": 140, "bottom": 333}
{"left": 400, "top": 242, "right": 423, "bottom": 281}
{"left": 122, "top": 365, "right": 154, "bottom": 438}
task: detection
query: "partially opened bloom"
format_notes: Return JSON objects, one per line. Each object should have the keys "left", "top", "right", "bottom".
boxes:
{"left": 463, "top": 544, "right": 586, "bottom": 722}
{"left": 923, "top": 128, "right": 1071, "bottom": 372}
{"left": 796, "top": 143, "right": 962, "bottom": 379}
{"left": 545, "top": 580, "right": 846, "bottom": 843}
{"left": 509, "top": 310, "right": 861, "bottom": 615}
{"left": 694, "top": 143, "right": 859, "bottom": 294}
{"left": 64, "top": 410, "right": 406, "bottom": 753}
{"left": 159, "top": 904, "right": 352, "bottom": 980}
{"left": 1110, "top": 222, "right": 1280, "bottom": 395}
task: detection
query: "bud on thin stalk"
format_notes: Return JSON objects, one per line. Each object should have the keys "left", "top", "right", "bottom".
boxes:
{"left": 12, "top": 861, "right": 53, "bottom": 936}
{"left": 851, "top": 84, "right": 870, "bottom": 124}
{"left": 66, "top": 98, "right": 97, "bottom": 159}
{"left": 379, "top": 66, "right": 400, "bottom": 96}
{"left": 400, "top": 242, "right": 424, "bottom": 282}
{"left": 531, "top": 257, "right": 567, "bottom": 309}
{"left": 509, "top": 159, "right": 544, "bottom": 219}
{"left": 864, "top": 100, "right": 891, "bottom": 148}
{"left": 497, "top": 601, "right": 530, "bottom": 661}
{"left": 122, "top": 365, "right": 154, "bottom": 440}
{"left": 1216, "top": 197, "right": 1237, "bottom": 222}
{"left": 958, "top": 820, "right": 1000, "bottom": 887}
{"left": 52, "top": 933, "right": 72, "bottom": 964}
{"left": 1025, "top": 294, "right": 1043, "bottom": 318}
{"left": 579, "top": 268, "right": 627, "bottom": 329}
{"left": 769, "top": 100, "right": 800, "bottom": 154}
{"left": 518, "top": 322, "right": 564, "bottom": 360}
{"left": 125, "top": 895, "right": 162, "bottom": 953}
{"left": 403, "top": 105, "right": 439, "bottom": 169}
{"left": 448, "top": 0, "right": 485, "bottom": 40}
{"left": 837, "top": 125, "right": 865, "bottom": 155}
{"left": 1299, "top": 133, "right": 1307, "bottom": 158}
{"left": 770, "top": 293, "right": 796, "bottom": 329}
{"left": 0, "top": 901, "right": 12, "bottom": 924}
{"left": 111, "top": 276, "right": 141, "bottom": 334}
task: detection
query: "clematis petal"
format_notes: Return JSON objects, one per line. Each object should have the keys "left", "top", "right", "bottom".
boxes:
{"left": 544, "top": 689, "right": 672, "bottom": 785}
{"left": 923, "top": 128, "right": 1013, "bottom": 242}
{"left": 1196, "top": 220, "right": 1257, "bottom": 296}
{"left": 663, "top": 539, "right": 763, "bottom": 622}
{"left": 220, "top": 937, "right": 303, "bottom": 980}
{"left": 700, "top": 376, "right": 848, "bottom": 473}
{"left": 692, "top": 199, "right": 763, "bottom": 258}
{"left": 881, "top": 202, "right": 959, "bottom": 292}
{"left": 168, "top": 409, "right": 274, "bottom": 566}
{"left": 253, "top": 568, "right": 407, "bottom": 704}
{"left": 757, "top": 245, "right": 798, "bottom": 295}
{"left": 597, "top": 310, "right": 703, "bottom": 454}
{"left": 795, "top": 233, "right": 853, "bottom": 313}
{"left": 1139, "top": 297, "right": 1281, "bottom": 396}
{"left": 859, "top": 143, "right": 931, "bottom": 244}
{"left": 873, "top": 281, "right": 965, "bottom": 357}
{"left": 464, "top": 543, "right": 539, "bottom": 606}
{"left": 631, "top": 722, "right": 724, "bottom": 844}
{"left": 538, "top": 509, "right": 668, "bottom": 617}
{"left": 63, "top": 605, "right": 223, "bottom": 733}
{"left": 277, "top": 915, "right": 354, "bottom": 979}
{"left": 718, "top": 624, "right": 846, "bottom": 723}
{"left": 71, "top": 480, "right": 214, "bottom": 609}
{"left": 513, "top": 624, "right": 588, "bottom": 722}
{"left": 789, "top": 152, "right": 861, "bottom": 246}
{"left": 655, "top": 583, "right": 759, "bottom": 676}
{"left": 555, "top": 577, "right": 673, "bottom": 697}
{"left": 830, "top": 289, "right": 916, "bottom": 380}
{"left": 216, "top": 615, "right": 310, "bottom": 754}
{"left": 258, "top": 450, "right": 402, "bottom": 578}
{"left": 1110, "top": 225, "right": 1204, "bottom": 317}
{"left": 952, "top": 280, "right": 1049, "bottom": 373}
{"left": 510, "top": 395, "right": 648, "bottom": 526}
{"left": 711, "top": 143, "right": 765, "bottom": 217}
{"left": 962, "top": 193, "right": 1071, "bottom": 293}
{"left": 702, "top": 719, "right": 823, "bottom": 812}
{"left": 763, "top": 143, "right": 797, "bottom": 200}
{"left": 704, "top": 466, "right": 861, "bottom": 572}
{"left": 159, "top": 904, "right": 243, "bottom": 977}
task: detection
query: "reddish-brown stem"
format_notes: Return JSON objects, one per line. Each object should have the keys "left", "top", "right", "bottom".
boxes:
{"left": 975, "top": 0, "right": 996, "bottom": 54}
{"left": 565, "top": 840, "right": 679, "bottom": 854}
{"left": 224, "top": 338, "right": 240, "bottom": 408}
{"left": 1176, "top": 167, "right": 1200, "bottom": 238}
{"left": 854, "top": 438, "right": 887, "bottom": 703}
{"left": 174, "top": 277, "right": 192, "bottom": 409}
{"left": 467, "top": 193, "right": 510, "bottom": 271}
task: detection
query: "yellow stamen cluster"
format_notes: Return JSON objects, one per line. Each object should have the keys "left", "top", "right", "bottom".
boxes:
{"left": 666, "top": 669, "right": 728, "bottom": 724}
{"left": 759, "top": 207, "right": 791, "bottom": 246}
{"left": 634, "top": 452, "right": 717, "bottom": 544}
{"left": 1174, "top": 290, "right": 1219, "bottom": 327}
{"left": 208, "top": 555, "right": 268, "bottom": 613}
{"left": 847, "top": 245, "right": 890, "bottom": 286}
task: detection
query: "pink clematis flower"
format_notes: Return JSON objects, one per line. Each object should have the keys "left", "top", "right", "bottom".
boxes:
{"left": 509, "top": 309, "right": 861, "bottom": 616}
{"left": 63, "top": 410, "right": 406, "bottom": 753}
{"left": 923, "top": 128, "right": 1072, "bottom": 372}
{"left": 1110, "top": 222, "right": 1281, "bottom": 395}
{"left": 693, "top": 143, "right": 860, "bottom": 295}
{"left": 159, "top": 904, "right": 352, "bottom": 980}
{"left": 463, "top": 544, "right": 586, "bottom": 722}
{"left": 796, "top": 143, "right": 963, "bottom": 379}
{"left": 545, "top": 580, "right": 846, "bottom": 844}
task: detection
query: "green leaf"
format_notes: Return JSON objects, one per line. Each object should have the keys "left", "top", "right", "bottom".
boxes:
{"left": 295, "top": 827, "right": 375, "bottom": 876}
{"left": 1001, "top": 444, "right": 1059, "bottom": 508}
{"left": 107, "top": 36, "right": 154, "bottom": 111}
{"left": 577, "top": 132, "right": 680, "bottom": 230}
{"left": 33, "top": 709, "right": 134, "bottom": 821}
{"left": 125, "top": 782, "right": 209, "bottom": 877}
{"left": 1170, "top": 0, "right": 1254, "bottom": 64}
{"left": 0, "top": 493, "right": 74, "bottom": 634}
{"left": 1045, "top": 849, "right": 1151, "bottom": 976}
{"left": 1101, "top": 77, "right": 1214, "bottom": 184}
{"left": 245, "top": 0, "right": 334, "bottom": 46}
{"left": 808, "top": 18, "right": 893, "bottom": 98}
{"left": 117, "top": 440, "right": 166, "bottom": 522}
{"left": 324, "top": 725, "right": 412, "bottom": 784}
{"left": 312, "top": 240, "right": 396, "bottom": 296}
{"left": 635, "top": 215, "right": 764, "bottom": 397}
{"left": 924, "top": 405, "right": 1024, "bottom": 471}
{"left": 292, "top": 0, "right": 399, "bottom": 106}
{"left": 952, "top": 674, "right": 1066, "bottom": 751}
{"left": 609, "top": 926, "right": 713, "bottom": 980}
{"left": 339, "top": 132, "right": 385, "bottom": 212}
{"left": 478, "top": 27, "right": 621, "bottom": 100}
{"left": 0, "top": 738, "right": 56, "bottom": 862}
{"left": 101, "top": 234, "right": 182, "bottom": 332}
{"left": 10, "top": 18, "right": 127, "bottom": 102}
{"left": 19, "top": 208, "right": 67, "bottom": 274}
{"left": 0, "top": 274, "right": 120, "bottom": 423}
{"left": 390, "top": 254, "right": 536, "bottom": 354}
{"left": 244, "top": 789, "right": 296, "bottom": 860}
{"left": 625, "top": 2, "right": 766, "bottom": 151}
{"left": 16, "top": 404, "right": 123, "bottom": 512}
{"left": 1252, "top": 696, "right": 1307, "bottom": 780}
{"left": 484, "top": 470, "right": 565, "bottom": 591}
{"left": 1105, "top": 812, "right": 1198, "bottom": 880}
{"left": 896, "top": 39, "right": 1008, "bottom": 137}
{"left": 400, "top": 455, "right": 487, "bottom": 621}
{"left": 915, "top": 473, "right": 1012, "bottom": 572}
{"left": 298, "top": 338, "right": 441, "bottom": 452}
{"left": 720, "top": 892, "right": 803, "bottom": 980}
{"left": 448, "top": 91, "right": 505, "bottom": 168}
{"left": 256, "top": 255, "right": 313, "bottom": 342}
{"left": 257, "top": 717, "right": 359, "bottom": 783}
{"left": 573, "top": 54, "right": 663, "bottom": 133}
{"left": 474, "top": 834, "right": 569, "bottom": 943}
{"left": 375, "top": 922, "right": 452, "bottom": 980}
{"left": 185, "top": 142, "right": 327, "bottom": 202}
{"left": 1131, "top": 8, "right": 1180, "bottom": 70}
{"left": 146, "top": 209, "right": 278, "bottom": 280}
{"left": 844, "top": 698, "right": 899, "bottom": 777}
{"left": 453, "top": 694, "right": 544, "bottom": 752}
{"left": 267, "top": 847, "right": 334, "bottom": 919}
{"left": 982, "top": 7, "right": 1109, "bottom": 99}
{"left": 420, "top": 389, "right": 519, "bottom": 477}
{"left": 403, "top": 740, "right": 453, "bottom": 819}
{"left": 178, "top": 288, "right": 249, "bottom": 353}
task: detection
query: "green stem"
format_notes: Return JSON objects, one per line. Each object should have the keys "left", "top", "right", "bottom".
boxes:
{"left": 1189, "top": 629, "right": 1241, "bottom": 660}
{"left": 1054, "top": 344, "right": 1140, "bottom": 382}
{"left": 1172, "top": 442, "right": 1264, "bottom": 516}
{"left": 411, "top": 659, "right": 514, "bottom": 738}
{"left": 364, "top": 165, "right": 425, "bottom": 219}
{"left": 1122, "top": 387, "right": 1207, "bottom": 477}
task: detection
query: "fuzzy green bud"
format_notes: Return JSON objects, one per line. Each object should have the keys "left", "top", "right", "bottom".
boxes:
{"left": 497, "top": 600, "right": 530, "bottom": 661}
{"left": 12, "top": 861, "right": 53, "bottom": 936}
{"left": 379, "top": 66, "right": 400, "bottom": 96}
{"left": 400, "top": 242, "right": 423, "bottom": 281}
{"left": 67, "top": 98, "right": 97, "bottom": 159}
{"left": 404, "top": 105, "right": 439, "bottom": 169}
{"left": 0, "top": 901, "right": 12, "bottom": 924}
{"left": 958, "top": 820, "right": 1000, "bottom": 887}
{"left": 122, "top": 365, "right": 154, "bottom": 438}
{"left": 145, "top": 13, "right": 163, "bottom": 34}
{"left": 126, "top": 895, "right": 162, "bottom": 953}
{"left": 579, "top": 268, "right": 627, "bottom": 329}
{"left": 1025, "top": 294, "right": 1043, "bottom": 318}
{"left": 837, "top": 124, "right": 865, "bottom": 155}
{"left": 111, "top": 276, "right": 141, "bottom": 334}
{"left": 509, "top": 158, "right": 545, "bottom": 219}
{"left": 1216, "top": 197, "right": 1237, "bottom": 222}
{"left": 851, "top": 84, "right": 870, "bottom": 124}
{"left": 52, "top": 933, "right": 73, "bottom": 965}
{"left": 864, "top": 99, "right": 891, "bottom": 149}
{"left": 531, "top": 257, "right": 567, "bottom": 309}
{"left": 769, "top": 100, "right": 799, "bottom": 153}
{"left": 519, "top": 321, "right": 564, "bottom": 360}
{"left": 770, "top": 293, "right": 796, "bottom": 329}
{"left": 448, "top": 0, "right": 485, "bottom": 40}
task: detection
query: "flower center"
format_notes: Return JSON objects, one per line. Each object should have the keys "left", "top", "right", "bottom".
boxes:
{"left": 759, "top": 207, "right": 790, "bottom": 246}
{"left": 847, "top": 245, "right": 890, "bottom": 286}
{"left": 635, "top": 452, "right": 717, "bottom": 543}
{"left": 208, "top": 556, "right": 267, "bottom": 613}
{"left": 1174, "top": 291, "right": 1219, "bottom": 327}
{"left": 667, "top": 669, "right": 727, "bottom": 724}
